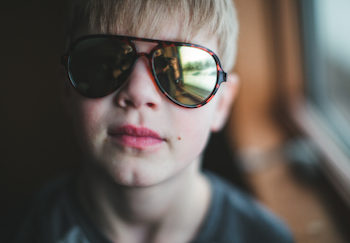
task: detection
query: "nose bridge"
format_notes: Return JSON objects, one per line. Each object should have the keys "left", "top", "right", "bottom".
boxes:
{"left": 115, "top": 49, "right": 161, "bottom": 109}
{"left": 133, "top": 52, "right": 154, "bottom": 77}
{"left": 137, "top": 52, "right": 149, "bottom": 57}
{"left": 132, "top": 38, "right": 155, "bottom": 62}
{"left": 136, "top": 52, "right": 152, "bottom": 65}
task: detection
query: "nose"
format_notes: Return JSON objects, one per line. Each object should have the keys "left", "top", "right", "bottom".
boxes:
{"left": 115, "top": 57, "right": 162, "bottom": 110}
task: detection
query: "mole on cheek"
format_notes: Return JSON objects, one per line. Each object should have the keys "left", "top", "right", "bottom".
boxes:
{"left": 177, "top": 136, "right": 182, "bottom": 141}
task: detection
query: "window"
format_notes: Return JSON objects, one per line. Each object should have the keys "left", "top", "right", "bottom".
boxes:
{"left": 299, "top": 0, "right": 350, "bottom": 202}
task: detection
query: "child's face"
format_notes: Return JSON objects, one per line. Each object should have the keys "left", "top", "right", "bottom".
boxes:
{"left": 66, "top": 23, "right": 235, "bottom": 187}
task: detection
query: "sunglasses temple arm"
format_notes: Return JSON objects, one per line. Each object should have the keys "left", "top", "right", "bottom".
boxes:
{"left": 219, "top": 71, "right": 227, "bottom": 84}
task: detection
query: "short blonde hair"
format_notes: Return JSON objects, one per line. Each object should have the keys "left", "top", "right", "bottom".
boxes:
{"left": 66, "top": 0, "right": 239, "bottom": 72}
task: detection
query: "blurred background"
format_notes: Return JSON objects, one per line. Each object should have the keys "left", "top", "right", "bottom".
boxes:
{"left": 1, "top": 0, "right": 350, "bottom": 242}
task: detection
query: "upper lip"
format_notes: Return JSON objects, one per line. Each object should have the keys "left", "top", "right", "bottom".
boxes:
{"left": 108, "top": 125, "right": 163, "bottom": 140}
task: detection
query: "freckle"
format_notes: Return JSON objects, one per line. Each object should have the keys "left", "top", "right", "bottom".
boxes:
{"left": 177, "top": 136, "right": 182, "bottom": 141}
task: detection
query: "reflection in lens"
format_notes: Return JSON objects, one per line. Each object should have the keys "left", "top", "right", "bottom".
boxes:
{"left": 153, "top": 46, "right": 217, "bottom": 106}
{"left": 69, "top": 38, "right": 135, "bottom": 97}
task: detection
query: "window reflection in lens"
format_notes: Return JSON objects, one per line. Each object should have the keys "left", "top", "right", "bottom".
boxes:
{"left": 153, "top": 46, "right": 217, "bottom": 105}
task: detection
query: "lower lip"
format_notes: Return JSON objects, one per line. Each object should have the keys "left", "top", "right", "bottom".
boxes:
{"left": 110, "top": 134, "right": 164, "bottom": 149}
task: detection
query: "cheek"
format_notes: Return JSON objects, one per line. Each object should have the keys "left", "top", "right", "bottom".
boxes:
{"left": 178, "top": 118, "right": 210, "bottom": 139}
{"left": 72, "top": 98, "right": 108, "bottom": 148}
{"left": 172, "top": 108, "right": 215, "bottom": 162}
{"left": 174, "top": 102, "right": 218, "bottom": 138}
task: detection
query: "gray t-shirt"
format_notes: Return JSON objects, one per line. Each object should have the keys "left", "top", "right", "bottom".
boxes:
{"left": 12, "top": 171, "right": 293, "bottom": 243}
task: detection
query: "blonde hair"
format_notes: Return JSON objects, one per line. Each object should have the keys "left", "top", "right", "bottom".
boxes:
{"left": 66, "top": 0, "right": 239, "bottom": 72}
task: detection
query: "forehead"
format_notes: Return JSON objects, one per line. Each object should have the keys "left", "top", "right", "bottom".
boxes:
{"left": 74, "top": 20, "right": 219, "bottom": 56}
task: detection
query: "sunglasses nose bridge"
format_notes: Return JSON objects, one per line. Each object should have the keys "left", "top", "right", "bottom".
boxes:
{"left": 134, "top": 52, "right": 154, "bottom": 71}
{"left": 136, "top": 52, "right": 152, "bottom": 60}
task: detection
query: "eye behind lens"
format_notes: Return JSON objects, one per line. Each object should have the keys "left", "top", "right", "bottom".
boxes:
{"left": 68, "top": 37, "right": 136, "bottom": 98}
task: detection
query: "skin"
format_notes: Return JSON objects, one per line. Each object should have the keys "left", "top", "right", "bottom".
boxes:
{"left": 64, "top": 23, "right": 238, "bottom": 243}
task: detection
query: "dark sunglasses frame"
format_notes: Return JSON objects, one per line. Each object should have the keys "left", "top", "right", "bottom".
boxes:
{"left": 61, "top": 34, "right": 227, "bottom": 108}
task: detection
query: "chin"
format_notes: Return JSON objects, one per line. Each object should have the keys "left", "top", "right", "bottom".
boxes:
{"left": 111, "top": 171, "right": 168, "bottom": 188}
{"left": 106, "top": 160, "right": 174, "bottom": 188}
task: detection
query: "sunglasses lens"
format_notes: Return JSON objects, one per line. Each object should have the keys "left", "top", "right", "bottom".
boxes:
{"left": 68, "top": 37, "right": 135, "bottom": 98}
{"left": 153, "top": 46, "right": 218, "bottom": 106}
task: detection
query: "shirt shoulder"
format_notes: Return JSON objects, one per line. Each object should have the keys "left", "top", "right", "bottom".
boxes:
{"left": 193, "top": 171, "right": 294, "bottom": 243}
{"left": 11, "top": 175, "right": 109, "bottom": 243}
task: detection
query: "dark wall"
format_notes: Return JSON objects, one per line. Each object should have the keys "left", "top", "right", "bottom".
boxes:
{"left": 1, "top": 1, "right": 80, "bottom": 215}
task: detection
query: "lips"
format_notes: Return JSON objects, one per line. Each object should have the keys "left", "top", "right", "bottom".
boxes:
{"left": 108, "top": 125, "right": 164, "bottom": 149}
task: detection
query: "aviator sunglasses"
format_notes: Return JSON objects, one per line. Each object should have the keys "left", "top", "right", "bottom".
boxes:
{"left": 62, "top": 34, "right": 227, "bottom": 108}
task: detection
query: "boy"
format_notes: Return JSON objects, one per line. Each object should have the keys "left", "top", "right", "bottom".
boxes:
{"left": 14, "top": 0, "right": 293, "bottom": 242}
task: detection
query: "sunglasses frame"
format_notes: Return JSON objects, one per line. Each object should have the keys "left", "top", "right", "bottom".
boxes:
{"left": 62, "top": 34, "right": 227, "bottom": 108}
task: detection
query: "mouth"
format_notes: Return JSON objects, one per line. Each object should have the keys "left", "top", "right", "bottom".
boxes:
{"left": 107, "top": 125, "right": 165, "bottom": 149}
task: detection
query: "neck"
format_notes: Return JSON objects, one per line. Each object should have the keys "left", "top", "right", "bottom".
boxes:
{"left": 77, "top": 160, "right": 211, "bottom": 243}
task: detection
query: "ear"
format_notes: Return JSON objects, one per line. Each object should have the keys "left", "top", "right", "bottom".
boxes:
{"left": 210, "top": 73, "right": 239, "bottom": 132}
{"left": 58, "top": 65, "right": 74, "bottom": 116}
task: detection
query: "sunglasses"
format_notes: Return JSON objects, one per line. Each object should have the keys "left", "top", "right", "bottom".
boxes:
{"left": 62, "top": 34, "right": 227, "bottom": 108}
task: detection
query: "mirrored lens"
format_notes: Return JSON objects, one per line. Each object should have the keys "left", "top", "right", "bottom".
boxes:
{"left": 153, "top": 46, "right": 217, "bottom": 106}
{"left": 69, "top": 37, "right": 135, "bottom": 98}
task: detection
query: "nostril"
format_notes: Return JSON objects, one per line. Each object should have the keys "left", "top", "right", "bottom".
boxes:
{"left": 146, "top": 102, "right": 155, "bottom": 108}
{"left": 125, "top": 100, "right": 134, "bottom": 107}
